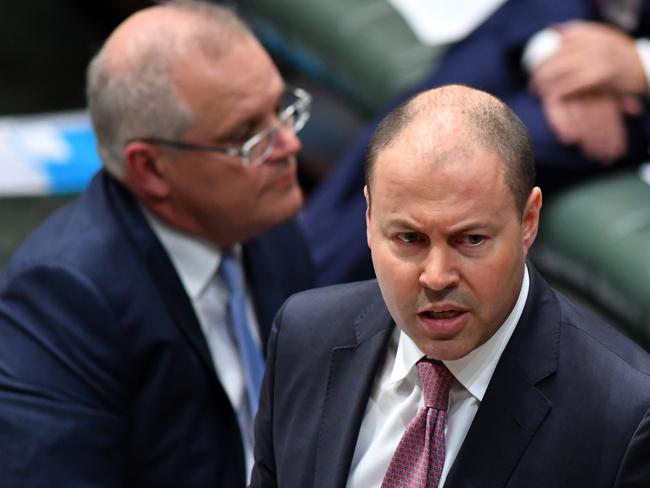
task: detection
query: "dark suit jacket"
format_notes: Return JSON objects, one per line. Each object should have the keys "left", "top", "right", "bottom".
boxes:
{"left": 0, "top": 171, "right": 314, "bottom": 487}
{"left": 302, "top": 0, "right": 650, "bottom": 287}
{"left": 251, "top": 268, "right": 650, "bottom": 487}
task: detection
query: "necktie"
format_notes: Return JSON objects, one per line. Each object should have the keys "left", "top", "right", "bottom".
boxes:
{"left": 382, "top": 359, "right": 454, "bottom": 488}
{"left": 218, "top": 250, "right": 265, "bottom": 415}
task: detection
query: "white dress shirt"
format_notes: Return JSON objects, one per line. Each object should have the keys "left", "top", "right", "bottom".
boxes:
{"left": 347, "top": 267, "right": 530, "bottom": 488}
{"left": 142, "top": 208, "right": 261, "bottom": 480}
{"left": 388, "top": 0, "right": 507, "bottom": 45}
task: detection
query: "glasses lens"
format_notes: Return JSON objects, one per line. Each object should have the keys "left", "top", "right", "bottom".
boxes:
{"left": 246, "top": 128, "right": 277, "bottom": 167}
{"left": 242, "top": 88, "right": 311, "bottom": 166}
{"left": 279, "top": 88, "right": 310, "bottom": 134}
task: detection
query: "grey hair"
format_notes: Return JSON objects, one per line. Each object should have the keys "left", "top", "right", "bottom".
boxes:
{"left": 86, "top": 0, "right": 253, "bottom": 179}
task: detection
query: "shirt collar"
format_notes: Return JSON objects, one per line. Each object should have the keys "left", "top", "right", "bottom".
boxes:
{"left": 389, "top": 266, "right": 530, "bottom": 402}
{"left": 141, "top": 206, "right": 242, "bottom": 300}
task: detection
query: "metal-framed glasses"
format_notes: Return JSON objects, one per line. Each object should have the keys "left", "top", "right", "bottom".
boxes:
{"left": 128, "top": 86, "right": 311, "bottom": 167}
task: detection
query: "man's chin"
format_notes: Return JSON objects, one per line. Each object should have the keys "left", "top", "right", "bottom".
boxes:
{"left": 417, "top": 336, "right": 474, "bottom": 362}
{"left": 257, "top": 190, "right": 304, "bottom": 234}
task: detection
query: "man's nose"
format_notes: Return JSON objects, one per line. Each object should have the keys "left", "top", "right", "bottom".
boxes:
{"left": 418, "top": 247, "right": 460, "bottom": 291}
{"left": 266, "top": 125, "right": 302, "bottom": 163}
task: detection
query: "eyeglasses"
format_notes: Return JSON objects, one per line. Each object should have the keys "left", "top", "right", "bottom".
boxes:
{"left": 128, "top": 86, "right": 311, "bottom": 167}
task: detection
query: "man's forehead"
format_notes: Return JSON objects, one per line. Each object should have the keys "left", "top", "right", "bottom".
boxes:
{"left": 372, "top": 134, "right": 510, "bottom": 204}
{"left": 394, "top": 110, "right": 465, "bottom": 152}
{"left": 375, "top": 123, "right": 479, "bottom": 176}
{"left": 370, "top": 151, "right": 519, "bottom": 234}
{"left": 174, "top": 39, "right": 283, "bottom": 122}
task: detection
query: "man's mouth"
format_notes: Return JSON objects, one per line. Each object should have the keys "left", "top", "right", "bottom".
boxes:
{"left": 420, "top": 310, "right": 463, "bottom": 319}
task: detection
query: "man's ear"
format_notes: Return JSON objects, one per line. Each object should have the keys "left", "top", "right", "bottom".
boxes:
{"left": 123, "top": 141, "right": 171, "bottom": 202}
{"left": 364, "top": 185, "right": 372, "bottom": 248}
{"left": 522, "top": 186, "right": 542, "bottom": 254}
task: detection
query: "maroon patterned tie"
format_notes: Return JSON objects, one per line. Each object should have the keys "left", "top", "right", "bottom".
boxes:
{"left": 382, "top": 359, "right": 454, "bottom": 488}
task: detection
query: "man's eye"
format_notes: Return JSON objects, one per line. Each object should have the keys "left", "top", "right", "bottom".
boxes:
{"left": 230, "top": 121, "right": 260, "bottom": 143}
{"left": 460, "top": 235, "right": 485, "bottom": 246}
{"left": 275, "top": 102, "right": 284, "bottom": 117}
{"left": 396, "top": 232, "right": 420, "bottom": 244}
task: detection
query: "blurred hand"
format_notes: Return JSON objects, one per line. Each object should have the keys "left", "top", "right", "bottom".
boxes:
{"left": 541, "top": 92, "right": 642, "bottom": 165}
{"left": 531, "top": 21, "right": 647, "bottom": 99}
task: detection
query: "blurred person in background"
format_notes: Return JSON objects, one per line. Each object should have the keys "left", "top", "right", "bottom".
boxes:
{"left": 302, "top": 0, "right": 650, "bottom": 286}
{"left": 0, "top": 1, "right": 313, "bottom": 486}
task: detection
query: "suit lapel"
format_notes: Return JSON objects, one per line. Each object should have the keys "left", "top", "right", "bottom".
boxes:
{"left": 103, "top": 173, "right": 216, "bottom": 379}
{"left": 444, "top": 267, "right": 560, "bottom": 488}
{"left": 314, "top": 291, "right": 394, "bottom": 488}
{"left": 443, "top": 361, "right": 551, "bottom": 488}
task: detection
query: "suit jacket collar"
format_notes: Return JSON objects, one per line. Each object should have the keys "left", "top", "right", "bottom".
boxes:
{"left": 314, "top": 284, "right": 395, "bottom": 488}
{"left": 444, "top": 265, "right": 560, "bottom": 488}
{"left": 100, "top": 172, "right": 218, "bottom": 381}
{"left": 243, "top": 234, "right": 292, "bottom": 350}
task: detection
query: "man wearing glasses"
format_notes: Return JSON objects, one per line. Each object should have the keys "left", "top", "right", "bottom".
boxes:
{"left": 0, "top": 1, "right": 313, "bottom": 486}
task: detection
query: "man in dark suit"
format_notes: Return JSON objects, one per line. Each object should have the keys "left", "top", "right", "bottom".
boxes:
{"left": 0, "top": 1, "right": 313, "bottom": 486}
{"left": 251, "top": 85, "right": 650, "bottom": 487}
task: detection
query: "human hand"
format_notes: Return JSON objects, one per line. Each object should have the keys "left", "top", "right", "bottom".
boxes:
{"left": 531, "top": 21, "right": 647, "bottom": 99}
{"left": 541, "top": 92, "right": 642, "bottom": 165}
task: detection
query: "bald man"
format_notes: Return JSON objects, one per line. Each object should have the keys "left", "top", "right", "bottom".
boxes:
{"left": 251, "top": 85, "right": 650, "bottom": 488}
{"left": 0, "top": 1, "right": 313, "bottom": 486}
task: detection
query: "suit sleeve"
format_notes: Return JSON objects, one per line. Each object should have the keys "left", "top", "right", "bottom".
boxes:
{"left": 614, "top": 405, "right": 650, "bottom": 487}
{"left": 249, "top": 300, "right": 287, "bottom": 488}
{"left": 0, "top": 264, "right": 129, "bottom": 486}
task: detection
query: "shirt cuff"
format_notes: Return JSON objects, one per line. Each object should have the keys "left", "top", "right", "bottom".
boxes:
{"left": 521, "top": 28, "right": 561, "bottom": 73}
{"left": 635, "top": 38, "right": 650, "bottom": 95}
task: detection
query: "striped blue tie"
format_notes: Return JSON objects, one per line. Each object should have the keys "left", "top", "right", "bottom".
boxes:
{"left": 218, "top": 251, "right": 265, "bottom": 415}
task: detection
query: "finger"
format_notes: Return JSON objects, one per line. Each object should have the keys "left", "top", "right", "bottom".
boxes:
{"left": 573, "top": 99, "right": 626, "bottom": 164}
{"left": 535, "top": 62, "right": 601, "bottom": 99}
{"left": 542, "top": 98, "right": 579, "bottom": 143}
{"left": 532, "top": 50, "right": 600, "bottom": 98}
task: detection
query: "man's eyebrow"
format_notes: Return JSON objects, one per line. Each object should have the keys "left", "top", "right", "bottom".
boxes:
{"left": 380, "top": 217, "right": 494, "bottom": 233}
{"left": 220, "top": 89, "right": 284, "bottom": 141}
{"left": 380, "top": 218, "right": 420, "bottom": 230}
{"left": 230, "top": 118, "right": 257, "bottom": 136}
{"left": 216, "top": 116, "right": 259, "bottom": 142}
{"left": 449, "top": 221, "right": 493, "bottom": 234}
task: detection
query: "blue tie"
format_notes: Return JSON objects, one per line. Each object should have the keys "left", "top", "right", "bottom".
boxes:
{"left": 218, "top": 250, "right": 265, "bottom": 415}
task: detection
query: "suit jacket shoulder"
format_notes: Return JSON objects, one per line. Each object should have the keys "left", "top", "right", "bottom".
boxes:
{"left": 276, "top": 279, "right": 388, "bottom": 344}
{"left": 252, "top": 280, "right": 395, "bottom": 488}
{"left": 445, "top": 268, "right": 650, "bottom": 488}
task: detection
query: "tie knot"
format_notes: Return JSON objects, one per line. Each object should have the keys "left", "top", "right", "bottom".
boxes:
{"left": 417, "top": 359, "right": 454, "bottom": 410}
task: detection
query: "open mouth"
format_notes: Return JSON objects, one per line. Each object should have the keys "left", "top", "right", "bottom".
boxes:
{"left": 420, "top": 310, "right": 463, "bottom": 319}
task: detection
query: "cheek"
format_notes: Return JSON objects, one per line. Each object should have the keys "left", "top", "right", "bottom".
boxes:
{"left": 372, "top": 245, "right": 419, "bottom": 302}
{"left": 190, "top": 173, "right": 255, "bottom": 224}
{"left": 180, "top": 163, "right": 238, "bottom": 200}
{"left": 468, "top": 246, "right": 524, "bottom": 314}
{"left": 370, "top": 241, "right": 397, "bottom": 281}
{"left": 215, "top": 169, "right": 259, "bottom": 204}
